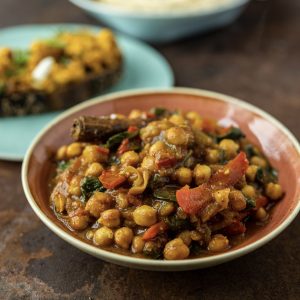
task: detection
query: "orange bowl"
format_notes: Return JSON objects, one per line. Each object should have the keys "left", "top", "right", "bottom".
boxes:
{"left": 22, "top": 88, "right": 300, "bottom": 271}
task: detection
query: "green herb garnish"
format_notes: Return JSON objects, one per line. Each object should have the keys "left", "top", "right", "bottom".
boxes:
{"left": 57, "top": 160, "right": 70, "bottom": 171}
{"left": 80, "top": 176, "right": 106, "bottom": 201}
{"left": 12, "top": 50, "right": 29, "bottom": 67}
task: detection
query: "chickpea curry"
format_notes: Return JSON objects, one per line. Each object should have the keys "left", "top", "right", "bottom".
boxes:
{"left": 50, "top": 108, "right": 284, "bottom": 260}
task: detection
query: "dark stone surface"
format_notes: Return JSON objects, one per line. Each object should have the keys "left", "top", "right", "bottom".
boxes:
{"left": 0, "top": 0, "right": 299, "bottom": 299}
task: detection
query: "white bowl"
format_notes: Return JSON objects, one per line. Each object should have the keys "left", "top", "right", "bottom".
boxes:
{"left": 69, "top": 0, "right": 250, "bottom": 43}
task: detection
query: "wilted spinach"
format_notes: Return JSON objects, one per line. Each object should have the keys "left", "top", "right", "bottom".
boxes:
{"left": 106, "top": 130, "right": 139, "bottom": 149}
{"left": 80, "top": 176, "right": 106, "bottom": 201}
{"left": 153, "top": 185, "right": 178, "bottom": 202}
{"left": 216, "top": 127, "right": 245, "bottom": 142}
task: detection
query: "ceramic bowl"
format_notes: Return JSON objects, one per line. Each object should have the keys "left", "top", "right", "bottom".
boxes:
{"left": 69, "top": 0, "right": 250, "bottom": 43}
{"left": 22, "top": 88, "right": 300, "bottom": 271}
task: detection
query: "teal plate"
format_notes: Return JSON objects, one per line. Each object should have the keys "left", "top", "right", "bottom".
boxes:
{"left": 0, "top": 24, "right": 174, "bottom": 161}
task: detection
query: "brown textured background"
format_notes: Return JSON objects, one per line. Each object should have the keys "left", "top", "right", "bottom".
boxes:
{"left": 0, "top": 0, "right": 299, "bottom": 299}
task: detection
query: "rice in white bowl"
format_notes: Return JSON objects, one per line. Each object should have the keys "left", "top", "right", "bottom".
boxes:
{"left": 94, "top": 0, "right": 237, "bottom": 13}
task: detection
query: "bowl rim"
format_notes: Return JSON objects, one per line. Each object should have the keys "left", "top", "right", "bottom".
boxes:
{"left": 22, "top": 87, "right": 300, "bottom": 269}
{"left": 69, "top": 0, "right": 250, "bottom": 19}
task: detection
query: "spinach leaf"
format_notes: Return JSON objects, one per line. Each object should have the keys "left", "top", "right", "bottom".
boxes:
{"left": 153, "top": 185, "right": 178, "bottom": 202}
{"left": 245, "top": 197, "right": 256, "bottom": 210}
{"left": 57, "top": 160, "right": 70, "bottom": 171}
{"left": 216, "top": 127, "right": 245, "bottom": 142}
{"left": 244, "top": 144, "right": 256, "bottom": 158}
{"left": 255, "top": 167, "right": 278, "bottom": 185}
{"left": 80, "top": 176, "right": 106, "bottom": 201}
{"left": 189, "top": 242, "right": 205, "bottom": 256}
{"left": 143, "top": 248, "right": 163, "bottom": 259}
{"left": 163, "top": 215, "right": 190, "bottom": 231}
{"left": 180, "top": 150, "right": 193, "bottom": 167}
{"left": 151, "top": 107, "right": 167, "bottom": 117}
{"left": 150, "top": 174, "right": 170, "bottom": 190}
{"left": 0, "top": 82, "right": 5, "bottom": 95}
{"left": 106, "top": 130, "right": 139, "bottom": 149}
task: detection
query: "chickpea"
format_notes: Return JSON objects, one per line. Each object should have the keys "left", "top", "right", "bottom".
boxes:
{"left": 53, "top": 193, "right": 66, "bottom": 213}
{"left": 56, "top": 145, "right": 67, "bottom": 160}
{"left": 82, "top": 145, "right": 107, "bottom": 163}
{"left": 266, "top": 183, "right": 283, "bottom": 200}
{"left": 85, "top": 162, "right": 104, "bottom": 177}
{"left": 131, "top": 236, "right": 145, "bottom": 254}
{"left": 149, "top": 141, "right": 166, "bottom": 156}
{"left": 212, "top": 188, "right": 230, "bottom": 210}
{"left": 114, "top": 227, "right": 134, "bottom": 249}
{"left": 99, "top": 209, "right": 121, "bottom": 228}
{"left": 246, "top": 165, "right": 258, "bottom": 182}
{"left": 85, "top": 192, "right": 113, "bottom": 218}
{"left": 193, "top": 164, "right": 211, "bottom": 185}
{"left": 229, "top": 190, "right": 246, "bottom": 211}
{"left": 219, "top": 139, "right": 239, "bottom": 158}
{"left": 68, "top": 175, "right": 82, "bottom": 196}
{"left": 116, "top": 192, "right": 129, "bottom": 209}
{"left": 251, "top": 156, "right": 267, "bottom": 168}
{"left": 175, "top": 167, "right": 192, "bottom": 186}
{"left": 121, "top": 209, "right": 134, "bottom": 221}
{"left": 93, "top": 227, "right": 114, "bottom": 246}
{"left": 69, "top": 215, "right": 89, "bottom": 231}
{"left": 120, "top": 151, "right": 140, "bottom": 166}
{"left": 255, "top": 207, "right": 268, "bottom": 221}
{"left": 86, "top": 230, "right": 94, "bottom": 240}
{"left": 178, "top": 231, "right": 192, "bottom": 246}
{"left": 190, "top": 119, "right": 202, "bottom": 130}
{"left": 133, "top": 205, "right": 157, "bottom": 227}
{"left": 169, "top": 114, "right": 185, "bottom": 126}
{"left": 140, "top": 124, "right": 160, "bottom": 141}
{"left": 208, "top": 234, "right": 229, "bottom": 252}
{"left": 165, "top": 127, "right": 188, "bottom": 146}
{"left": 66, "top": 142, "right": 82, "bottom": 158}
{"left": 159, "top": 202, "right": 175, "bottom": 217}
{"left": 143, "top": 241, "right": 158, "bottom": 255}
{"left": 190, "top": 230, "right": 202, "bottom": 241}
{"left": 186, "top": 111, "right": 201, "bottom": 121}
{"left": 242, "top": 185, "right": 256, "bottom": 198}
{"left": 163, "top": 238, "right": 190, "bottom": 260}
{"left": 141, "top": 155, "right": 156, "bottom": 172}
{"left": 129, "top": 109, "right": 143, "bottom": 119}
{"left": 206, "top": 149, "right": 220, "bottom": 164}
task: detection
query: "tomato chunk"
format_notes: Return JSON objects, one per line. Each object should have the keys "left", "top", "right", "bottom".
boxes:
{"left": 127, "top": 125, "right": 138, "bottom": 133}
{"left": 254, "top": 196, "right": 268, "bottom": 210}
{"left": 224, "top": 220, "right": 246, "bottom": 235}
{"left": 99, "top": 170, "right": 126, "bottom": 189}
{"left": 176, "top": 184, "right": 212, "bottom": 215}
{"left": 210, "top": 152, "right": 249, "bottom": 188}
{"left": 156, "top": 157, "right": 177, "bottom": 168}
{"left": 176, "top": 152, "right": 249, "bottom": 215}
{"left": 117, "top": 138, "right": 130, "bottom": 155}
{"left": 96, "top": 146, "right": 109, "bottom": 155}
{"left": 142, "top": 221, "right": 167, "bottom": 241}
